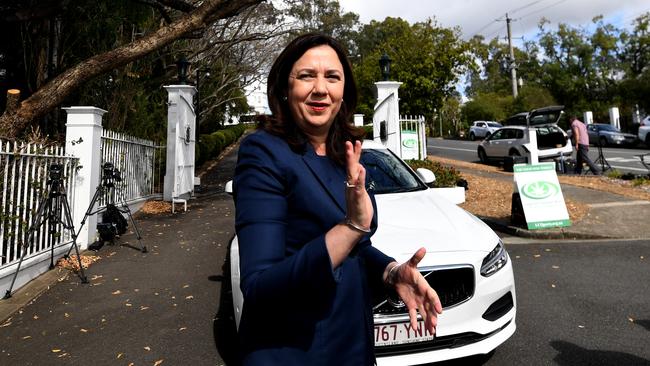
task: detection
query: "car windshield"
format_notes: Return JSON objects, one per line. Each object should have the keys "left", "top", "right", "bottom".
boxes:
{"left": 361, "top": 149, "right": 426, "bottom": 194}
{"left": 529, "top": 112, "right": 561, "bottom": 125}
{"left": 598, "top": 125, "right": 619, "bottom": 132}
{"left": 487, "top": 122, "right": 502, "bottom": 127}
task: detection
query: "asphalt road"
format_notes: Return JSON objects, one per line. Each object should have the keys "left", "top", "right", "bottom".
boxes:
{"left": 430, "top": 238, "right": 650, "bottom": 366}
{"left": 427, "top": 138, "right": 650, "bottom": 175}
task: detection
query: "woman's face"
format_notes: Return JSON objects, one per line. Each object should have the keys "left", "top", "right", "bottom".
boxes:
{"left": 287, "top": 45, "right": 345, "bottom": 139}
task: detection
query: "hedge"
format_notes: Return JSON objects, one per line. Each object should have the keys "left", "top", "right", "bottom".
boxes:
{"left": 405, "top": 159, "right": 466, "bottom": 189}
{"left": 196, "top": 123, "right": 253, "bottom": 165}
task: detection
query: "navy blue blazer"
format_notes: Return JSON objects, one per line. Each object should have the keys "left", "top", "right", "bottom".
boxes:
{"left": 234, "top": 130, "right": 394, "bottom": 365}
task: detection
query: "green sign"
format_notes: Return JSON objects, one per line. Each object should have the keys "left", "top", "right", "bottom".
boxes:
{"left": 513, "top": 163, "right": 571, "bottom": 230}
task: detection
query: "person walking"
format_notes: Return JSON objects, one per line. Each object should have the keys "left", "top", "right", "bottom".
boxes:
{"left": 570, "top": 116, "right": 600, "bottom": 175}
{"left": 233, "top": 33, "right": 442, "bottom": 365}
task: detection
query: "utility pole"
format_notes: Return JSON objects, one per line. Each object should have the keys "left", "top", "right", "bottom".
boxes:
{"left": 506, "top": 13, "right": 518, "bottom": 98}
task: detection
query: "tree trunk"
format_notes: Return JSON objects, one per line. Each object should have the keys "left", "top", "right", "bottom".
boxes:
{"left": 0, "top": 0, "right": 263, "bottom": 140}
{"left": 3, "top": 89, "right": 21, "bottom": 116}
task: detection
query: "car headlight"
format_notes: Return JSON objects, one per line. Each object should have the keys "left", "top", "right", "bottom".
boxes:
{"left": 480, "top": 240, "right": 508, "bottom": 277}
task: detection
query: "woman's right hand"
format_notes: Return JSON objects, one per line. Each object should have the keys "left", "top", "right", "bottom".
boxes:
{"left": 344, "top": 140, "right": 373, "bottom": 230}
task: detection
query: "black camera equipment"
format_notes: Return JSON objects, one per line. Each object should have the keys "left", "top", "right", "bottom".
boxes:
{"left": 66, "top": 162, "right": 146, "bottom": 256}
{"left": 4, "top": 163, "right": 89, "bottom": 299}
{"left": 593, "top": 131, "right": 611, "bottom": 173}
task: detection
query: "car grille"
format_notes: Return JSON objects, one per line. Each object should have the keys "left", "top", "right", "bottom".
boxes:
{"left": 373, "top": 265, "right": 475, "bottom": 317}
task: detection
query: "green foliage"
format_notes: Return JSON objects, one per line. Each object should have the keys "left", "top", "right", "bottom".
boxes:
{"left": 362, "top": 125, "right": 373, "bottom": 139}
{"left": 606, "top": 169, "right": 623, "bottom": 179}
{"left": 405, "top": 159, "right": 464, "bottom": 188}
{"left": 195, "top": 123, "right": 252, "bottom": 166}
{"left": 286, "top": 0, "right": 360, "bottom": 53}
{"left": 352, "top": 17, "right": 471, "bottom": 122}
{"left": 462, "top": 93, "right": 512, "bottom": 123}
{"left": 632, "top": 176, "right": 650, "bottom": 187}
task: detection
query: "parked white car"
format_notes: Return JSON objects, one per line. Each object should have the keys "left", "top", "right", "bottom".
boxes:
{"left": 469, "top": 121, "right": 502, "bottom": 141}
{"left": 227, "top": 140, "right": 517, "bottom": 365}
{"left": 477, "top": 106, "right": 573, "bottom": 163}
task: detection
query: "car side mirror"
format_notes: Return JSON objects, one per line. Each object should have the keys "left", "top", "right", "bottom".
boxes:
{"left": 225, "top": 180, "right": 233, "bottom": 195}
{"left": 416, "top": 168, "right": 436, "bottom": 185}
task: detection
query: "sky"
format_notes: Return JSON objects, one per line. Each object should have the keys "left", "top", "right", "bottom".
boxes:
{"left": 338, "top": 0, "right": 650, "bottom": 41}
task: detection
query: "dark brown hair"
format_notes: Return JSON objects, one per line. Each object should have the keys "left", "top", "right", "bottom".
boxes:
{"left": 261, "top": 33, "right": 364, "bottom": 165}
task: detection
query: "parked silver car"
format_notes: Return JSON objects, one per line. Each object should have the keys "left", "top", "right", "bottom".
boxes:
{"left": 587, "top": 124, "right": 636, "bottom": 147}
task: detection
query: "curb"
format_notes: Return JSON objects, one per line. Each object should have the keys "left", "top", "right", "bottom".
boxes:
{"left": 480, "top": 217, "right": 614, "bottom": 240}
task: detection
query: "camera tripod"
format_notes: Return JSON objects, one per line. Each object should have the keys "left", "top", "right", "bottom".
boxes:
{"left": 65, "top": 162, "right": 147, "bottom": 256}
{"left": 4, "top": 164, "right": 88, "bottom": 299}
{"left": 594, "top": 133, "right": 611, "bottom": 173}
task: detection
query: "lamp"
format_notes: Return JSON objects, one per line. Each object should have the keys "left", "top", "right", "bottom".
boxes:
{"left": 176, "top": 57, "right": 191, "bottom": 84}
{"left": 379, "top": 53, "right": 391, "bottom": 81}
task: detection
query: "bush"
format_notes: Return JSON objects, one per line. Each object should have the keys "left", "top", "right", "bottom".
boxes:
{"left": 405, "top": 159, "right": 465, "bottom": 188}
{"left": 362, "top": 125, "right": 373, "bottom": 139}
{"left": 195, "top": 123, "right": 254, "bottom": 165}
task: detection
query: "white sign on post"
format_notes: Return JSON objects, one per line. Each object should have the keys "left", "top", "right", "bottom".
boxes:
{"left": 513, "top": 163, "right": 571, "bottom": 230}
{"left": 400, "top": 129, "right": 419, "bottom": 160}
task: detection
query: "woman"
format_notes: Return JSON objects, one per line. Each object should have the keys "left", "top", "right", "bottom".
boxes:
{"left": 234, "top": 33, "right": 442, "bottom": 365}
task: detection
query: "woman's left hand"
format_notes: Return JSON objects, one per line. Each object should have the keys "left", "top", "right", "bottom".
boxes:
{"left": 389, "top": 248, "right": 443, "bottom": 334}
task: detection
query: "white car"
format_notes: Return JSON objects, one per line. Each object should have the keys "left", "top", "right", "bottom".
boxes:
{"left": 227, "top": 140, "right": 517, "bottom": 365}
{"left": 478, "top": 106, "right": 573, "bottom": 163}
{"left": 469, "top": 121, "right": 502, "bottom": 140}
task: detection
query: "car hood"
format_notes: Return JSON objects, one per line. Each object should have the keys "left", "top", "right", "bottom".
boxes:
{"left": 372, "top": 189, "right": 499, "bottom": 261}
{"left": 601, "top": 131, "right": 635, "bottom": 137}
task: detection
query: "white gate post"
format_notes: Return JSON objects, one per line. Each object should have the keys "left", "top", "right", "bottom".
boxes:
{"left": 163, "top": 85, "right": 197, "bottom": 203}
{"left": 609, "top": 107, "right": 620, "bottom": 129}
{"left": 64, "top": 106, "right": 106, "bottom": 248}
{"left": 354, "top": 114, "right": 364, "bottom": 127}
{"left": 373, "top": 81, "right": 402, "bottom": 155}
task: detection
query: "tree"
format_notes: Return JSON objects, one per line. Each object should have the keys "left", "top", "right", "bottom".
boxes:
{"left": 461, "top": 92, "right": 512, "bottom": 123}
{"left": 352, "top": 17, "right": 471, "bottom": 126}
{"left": 620, "top": 12, "right": 650, "bottom": 113}
{"left": 285, "top": 0, "right": 360, "bottom": 53}
{"left": 0, "top": 0, "right": 264, "bottom": 139}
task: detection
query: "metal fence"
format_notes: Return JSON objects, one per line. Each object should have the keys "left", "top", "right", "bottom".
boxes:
{"left": 100, "top": 130, "right": 163, "bottom": 207}
{"left": 0, "top": 140, "right": 78, "bottom": 269}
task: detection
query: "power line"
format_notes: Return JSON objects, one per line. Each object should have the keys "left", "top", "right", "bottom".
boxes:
{"left": 471, "top": 20, "right": 503, "bottom": 37}
{"left": 470, "top": 0, "right": 549, "bottom": 37}
{"left": 509, "top": 0, "right": 549, "bottom": 15}
{"left": 517, "top": 0, "right": 569, "bottom": 21}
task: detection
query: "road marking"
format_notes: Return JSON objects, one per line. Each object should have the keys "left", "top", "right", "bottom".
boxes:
{"left": 428, "top": 146, "right": 476, "bottom": 153}
{"left": 607, "top": 157, "right": 643, "bottom": 162}
{"left": 609, "top": 165, "right": 649, "bottom": 172}
{"left": 589, "top": 200, "right": 650, "bottom": 208}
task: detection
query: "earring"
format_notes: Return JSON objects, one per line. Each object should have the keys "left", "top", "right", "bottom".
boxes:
{"left": 282, "top": 96, "right": 287, "bottom": 101}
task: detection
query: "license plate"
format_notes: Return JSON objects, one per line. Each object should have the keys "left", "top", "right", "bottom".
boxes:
{"left": 374, "top": 321, "right": 435, "bottom": 347}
